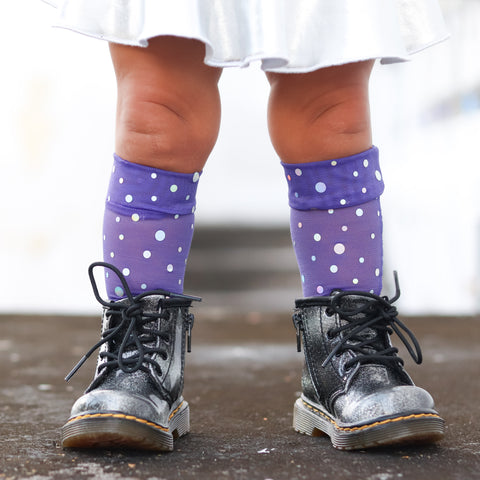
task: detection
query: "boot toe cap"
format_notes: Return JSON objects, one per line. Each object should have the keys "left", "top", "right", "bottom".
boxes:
{"left": 69, "top": 389, "right": 172, "bottom": 427}
{"left": 334, "top": 385, "right": 437, "bottom": 425}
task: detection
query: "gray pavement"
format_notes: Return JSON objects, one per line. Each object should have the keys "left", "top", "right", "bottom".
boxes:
{"left": 0, "top": 312, "right": 479, "bottom": 480}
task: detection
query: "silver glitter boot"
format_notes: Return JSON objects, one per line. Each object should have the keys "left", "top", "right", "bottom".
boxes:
{"left": 61, "top": 262, "right": 200, "bottom": 451}
{"left": 292, "top": 273, "right": 445, "bottom": 450}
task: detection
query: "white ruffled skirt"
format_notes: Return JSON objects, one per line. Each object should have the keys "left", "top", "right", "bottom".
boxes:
{"left": 44, "top": 0, "right": 449, "bottom": 72}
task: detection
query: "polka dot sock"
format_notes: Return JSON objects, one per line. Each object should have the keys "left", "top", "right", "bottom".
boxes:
{"left": 103, "top": 154, "right": 201, "bottom": 300}
{"left": 282, "top": 146, "right": 385, "bottom": 297}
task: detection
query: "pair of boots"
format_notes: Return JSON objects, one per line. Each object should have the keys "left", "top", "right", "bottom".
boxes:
{"left": 61, "top": 262, "right": 444, "bottom": 451}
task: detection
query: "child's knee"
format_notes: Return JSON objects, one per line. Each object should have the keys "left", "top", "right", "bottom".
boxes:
{"left": 266, "top": 62, "right": 374, "bottom": 162}
{"left": 115, "top": 85, "right": 221, "bottom": 172}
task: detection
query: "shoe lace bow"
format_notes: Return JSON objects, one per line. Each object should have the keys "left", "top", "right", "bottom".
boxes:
{"left": 321, "top": 272, "right": 422, "bottom": 370}
{"left": 65, "top": 262, "right": 200, "bottom": 382}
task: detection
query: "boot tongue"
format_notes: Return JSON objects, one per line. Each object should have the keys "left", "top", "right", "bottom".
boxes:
{"left": 336, "top": 295, "right": 382, "bottom": 352}
{"left": 108, "top": 296, "right": 163, "bottom": 360}
{"left": 88, "top": 295, "right": 167, "bottom": 392}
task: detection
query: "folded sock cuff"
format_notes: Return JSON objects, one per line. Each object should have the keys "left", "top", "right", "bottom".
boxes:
{"left": 282, "top": 146, "right": 384, "bottom": 210}
{"left": 106, "top": 154, "right": 201, "bottom": 217}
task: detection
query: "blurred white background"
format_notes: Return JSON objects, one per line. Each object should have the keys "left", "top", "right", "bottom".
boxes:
{"left": 1, "top": 0, "right": 480, "bottom": 315}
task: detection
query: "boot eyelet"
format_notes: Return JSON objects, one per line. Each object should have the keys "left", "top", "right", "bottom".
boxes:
{"left": 325, "top": 307, "right": 335, "bottom": 317}
{"left": 326, "top": 329, "right": 335, "bottom": 339}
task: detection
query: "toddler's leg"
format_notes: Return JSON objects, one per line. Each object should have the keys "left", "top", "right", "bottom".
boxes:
{"left": 62, "top": 37, "right": 222, "bottom": 451}
{"left": 104, "top": 36, "right": 222, "bottom": 297}
{"left": 266, "top": 62, "right": 444, "bottom": 450}
{"left": 267, "top": 62, "right": 381, "bottom": 296}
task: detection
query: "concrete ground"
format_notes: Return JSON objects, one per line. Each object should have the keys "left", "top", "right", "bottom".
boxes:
{"left": 1, "top": 228, "right": 479, "bottom": 479}
{"left": 1, "top": 312, "right": 479, "bottom": 480}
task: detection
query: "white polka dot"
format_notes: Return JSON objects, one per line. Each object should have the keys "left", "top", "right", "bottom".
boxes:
{"left": 353, "top": 278, "right": 359, "bottom": 285}
{"left": 301, "top": 275, "right": 305, "bottom": 283}
{"left": 125, "top": 194, "right": 133, "bottom": 203}
{"left": 328, "top": 209, "right": 335, "bottom": 214}
{"left": 356, "top": 208, "right": 364, "bottom": 217}
{"left": 186, "top": 195, "right": 190, "bottom": 201}
{"left": 170, "top": 184, "right": 178, "bottom": 193}
{"left": 341, "top": 225, "right": 348, "bottom": 232}
{"left": 155, "top": 230, "right": 166, "bottom": 242}
{"left": 131, "top": 213, "right": 140, "bottom": 222}
{"left": 334, "top": 243, "right": 345, "bottom": 255}
{"left": 193, "top": 172, "right": 200, "bottom": 183}
{"left": 330, "top": 265, "right": 338, "bottom": 273}
{"left": 311, "top": 255, "right": 316, "bottom": 261}
{"left": 295, "top": 192, "right": 299, "bottom": 198}
{"left": 103, "top": 235, "right": 106, "bottom": 241}
{"left": 151, "top": 173, "right": 157, "bottom": 179}
{"left": 112, "top": 165, "right": 116, "bottom": 173}
{"left": 375, "top": 170, "right": 382, "bottom": 181}
{"left": 315, "top": 182, "right": 327, "bottom": 193}
{"left": 119, "top": 177, "right": 124, "bottom": 184}
{"left": 167, "top": 264, "right": 174, "bottom": 272}
{"left": 110, "top": 252, "right": 115, "bottom": 258}
{"left": 122, "top": 268, "right": 130, "bottom": 276}
{"left": 314, "top": 233, "right": 321, "bottom": 242}
{"left": 353, "top": 171, "right": 359, "bottom": 177}
{"left": 178, "top": 279, "right": 182, "bottom": 285}
{"left": 105, "top": 272, "right": 109, "bottom": 278}
{"left": 141, "top": 284, "right": 147, "bottom": 290}
{"left": 331, "top": 161, "right": 337, "bottom": 166}
{"left": 295, "top": 168, "right": 302, "bottom": 176}
{"left": 143, "top": 250, "right": 151, "bottom": 259}
{"left": 371, "top": 233, "right": 376, "bottom": 239}
{"left": 119, "top": 234, "right": 124, "bottom": 240}
{"left": 151, "top": 195, "right": 157, "bottom": 202}
{"left": 174, "top": 214, "right": 180, "bottom": 219}
{"left": 178, "top": 247, "right": 183, "bottom": 253}
{"left": 115, "top": 286, "right": 124, "bottom": 297}
{"left": 359, "top": 257, "right": 365, "bottom": 263}
{"left": 340, "top": 199, "right": 347, "bottom": 205}
{"left": 375, "top": 268, "right": 380, "bottom": 277}
{"left": 116, "top": 216, "right": 121, "bottom": 223}
{"left": 317, "top": 285, "right": 324, "bottom": 294}
{"left": 107, "top": 195, "right": 111, "bottom": 202}
{"left": 192, "top": 206, "right": 196, "bottom": 213}
{"left": 298, "top": 222, "right": 303, "bottom": 228}
{"left": 363, "top": 159, "right": 369, "bottom": 168}
{"left": 362, "top": 187, "right": 367, "bottom": 194}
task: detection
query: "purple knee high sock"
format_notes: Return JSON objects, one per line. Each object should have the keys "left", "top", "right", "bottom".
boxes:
{"left": 282, "top": 147, "right": 385, "bottom": 297}
{"left": 103, "top": 154, "right": 201, "bottom": 300}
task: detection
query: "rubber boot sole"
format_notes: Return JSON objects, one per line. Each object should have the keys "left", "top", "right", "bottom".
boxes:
{"left": 61, "top": 401, "right": 190, "bottom": 451}
{"left": 293, "top": 398, "right": 445, "bottom": 450}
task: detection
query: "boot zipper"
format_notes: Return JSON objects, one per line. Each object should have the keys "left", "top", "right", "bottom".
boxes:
{"left": 293, "top": 312, "right": 304, "bottom": 352}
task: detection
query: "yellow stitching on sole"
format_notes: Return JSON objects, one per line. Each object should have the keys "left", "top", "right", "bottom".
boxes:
{"left": 66, "top": 401, "right": 186, "bottom": 433}
{"left": 169, "top": 402, "right": 184, "bottom": 420}
{"left": 301, "top": 399, "right": 441, "bottom": 433}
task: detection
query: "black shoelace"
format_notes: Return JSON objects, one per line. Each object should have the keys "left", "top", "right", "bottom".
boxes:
{"left": 322, "top": 272, "right": 422, "bottom": 370}
{"left": 295, "top": 272, "right": 422, "bottom": 371}
{"left": 65, "top": 262, "right": 200, "bottom": 382}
